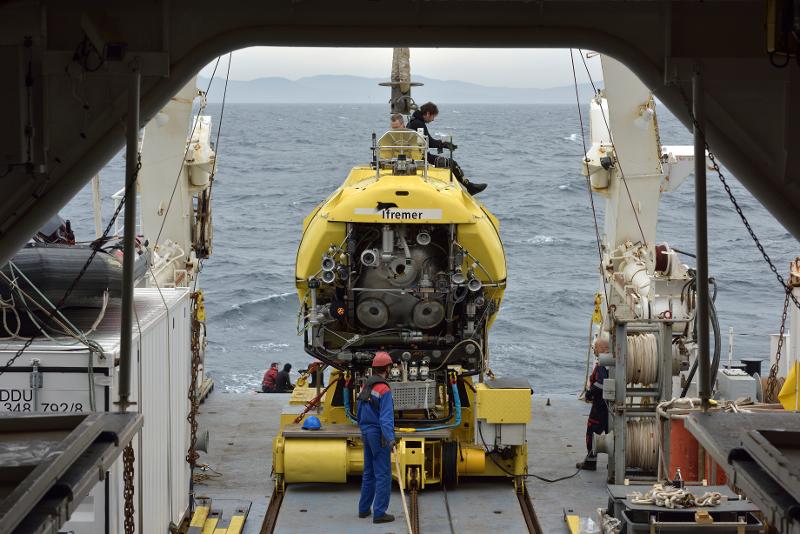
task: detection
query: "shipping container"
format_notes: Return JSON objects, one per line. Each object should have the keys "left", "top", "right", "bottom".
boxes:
{"left": 0, "top": 287, "right": 192, "bottom": 533}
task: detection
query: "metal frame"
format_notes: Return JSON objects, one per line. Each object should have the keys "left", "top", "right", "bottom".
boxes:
{"left": 374, "top": 130, "right": 430, "bottom": 180}
{"left": 611, "top": 320, "right": 674, "bottom": 483}
{"left": 0, "top": 412, "right": 143, "bottom": 533}
{"left": 685, "top": 412, "right": 800, "bottom": 534}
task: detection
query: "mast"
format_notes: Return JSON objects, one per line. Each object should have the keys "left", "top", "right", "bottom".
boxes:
{"left": 379, "top": 48, "right": 422, "bottom": 115}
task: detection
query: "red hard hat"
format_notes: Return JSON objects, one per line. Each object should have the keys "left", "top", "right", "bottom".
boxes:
{"left": 372, "top": 351, "right": 393, "bottom": 367}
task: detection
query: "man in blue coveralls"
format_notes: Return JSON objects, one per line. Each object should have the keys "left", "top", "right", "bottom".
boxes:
{"left": 357, "top": 351, "right": 396, "bottom": 523}
{"left": 578, "top": 335, "right": 610, "bottom": 470}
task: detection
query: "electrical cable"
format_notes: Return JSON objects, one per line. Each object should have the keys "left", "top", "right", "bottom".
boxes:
{"left": 415, "top": 381, "right": 461, "bottom": 432}
{"left": 680, "top": 279, "right": 722, "bottom": 398}
{"left": 477, "top": 422, "right": 580, "bottom": 483}
{"left": 194, "top": 51, "right": 233, "bottom": 267}
{"left": 431, "top": 339, "right": 482, "bottom": 371}
{"left": 569, "top": 48, "right": 610, "bottom": 314}
{"left": 0, "top": 270, "right": 101, "bottom": 410}
{"left": 581, "top": 315, "right": 594, "bottom": 395}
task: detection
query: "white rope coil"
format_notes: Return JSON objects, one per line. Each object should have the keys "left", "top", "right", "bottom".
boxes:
{"left": 626, "top": 333, "right": 659, "bottom": 385}
{"left": 625, "top": 418, "right": 658, "bottom": 471}
{"left": 628, "top": 483, "right": 722, "bottom": 509}
{"left": 597, "top": 509, "right": 622, "bottom": 534}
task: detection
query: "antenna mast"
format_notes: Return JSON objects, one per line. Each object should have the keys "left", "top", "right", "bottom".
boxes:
{"left": 379, "top": 48, "right": 422, "bottom": 115}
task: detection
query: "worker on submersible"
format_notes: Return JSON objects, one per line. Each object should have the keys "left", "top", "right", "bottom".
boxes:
{"left": 578, "top": 335, "right": 610, "bottom": 471}
{"left": 357, "top": 351, "right": 396, "bottom": 524}
{"left": 407, "top": 102, "right": 487, "bottom": 195}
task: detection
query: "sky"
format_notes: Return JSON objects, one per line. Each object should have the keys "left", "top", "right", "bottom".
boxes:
{"left": 199, "top": 47, "right": 604, "bottom": 89}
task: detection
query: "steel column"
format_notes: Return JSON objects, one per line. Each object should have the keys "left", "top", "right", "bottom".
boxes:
{"left": 659, "top": 322, "right": 673, "bottom": 480}
{"left": 659, "top": 322, "right": 673, "bottom": 402}
{"left": 613, "top": 322, "right": 627, "bottom": 483}
{"left": 693, "top": 68, "right": 711, "bottom": 412}
{"left": 118, "top": 70, "right": 140, "bottom": 411}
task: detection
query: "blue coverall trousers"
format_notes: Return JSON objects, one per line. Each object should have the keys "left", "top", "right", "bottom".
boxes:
{"left": 359, "top": 430, "right": 391, "bottom": 517}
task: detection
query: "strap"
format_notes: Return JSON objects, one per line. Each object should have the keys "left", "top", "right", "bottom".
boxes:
{"left": 357, "top": 375, "right": 389, "bottom": 402}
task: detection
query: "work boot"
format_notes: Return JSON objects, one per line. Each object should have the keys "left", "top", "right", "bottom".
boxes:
{"left": 358, "top": 510, "right": 371, "bottom": 518}
{"left": 461, "top": 178, "right": 487, "bottom": 196}
{"left": 373, "top": 513, "right": 395, "bottom": 524}
{"left": 576, "top": 455, "right": 597, "bottom": 471}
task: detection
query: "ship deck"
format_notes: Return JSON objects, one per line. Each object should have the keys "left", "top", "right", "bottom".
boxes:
{"left": 196, "top": 391, "right": 607, "bottom": 533}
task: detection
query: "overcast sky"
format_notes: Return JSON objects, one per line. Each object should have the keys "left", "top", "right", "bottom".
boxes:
{"left": 199, "top": 47, "right": 603, "bottom": 88}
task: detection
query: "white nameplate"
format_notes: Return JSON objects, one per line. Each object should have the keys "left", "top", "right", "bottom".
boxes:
{"left": 355, "top": 208, "right": 443, "bottom": 220}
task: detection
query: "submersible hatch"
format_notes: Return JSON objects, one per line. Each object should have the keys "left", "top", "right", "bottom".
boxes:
{"left": 263, "top": 48, "right": 542, "bottom": 533}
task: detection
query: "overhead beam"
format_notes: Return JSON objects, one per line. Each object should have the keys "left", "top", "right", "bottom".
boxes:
{"left": 0, "top": 0, "right": 797, "bottom": 267}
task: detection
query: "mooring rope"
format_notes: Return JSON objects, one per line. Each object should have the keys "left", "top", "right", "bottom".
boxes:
{"left": 625, "top": 418, "right": 658, "bottom": 471}
{"left": 628, "top": 483, "right": 722, "bottom": 509}
{"left": 626, "top": 333, "right": 659, "bottom": 385}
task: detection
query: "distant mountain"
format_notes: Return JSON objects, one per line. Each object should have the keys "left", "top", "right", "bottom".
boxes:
{"left": 198, "top": 74, "right": 601, "bottom": 104}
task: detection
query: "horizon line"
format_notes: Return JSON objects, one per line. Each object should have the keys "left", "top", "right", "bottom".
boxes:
{"left": 197, "top": 73, "right": 603, "bottom": 92}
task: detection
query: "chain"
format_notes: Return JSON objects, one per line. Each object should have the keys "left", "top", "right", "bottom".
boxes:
{"left": 678, "top": 89, "right": 800, "bottom": 311}
{"left": 0, "top": 154, "right": 142, "bottom": 377}
{"left": 186, "top": 291, "right": 203, "bottom": 506}
{"left": 766, "top": 289, "right": 791, "bottom": 402}
{"left": 708, "top": 150, "right": 800, "bottom": 311}
{"left": 409, "top": 468, "right": 420, "bottom": 534}
{"left": 123, "top": 443, "right": 136, "bottom": 534}
{"left": 680, "top": 90, "right": 800, "bottom": 404}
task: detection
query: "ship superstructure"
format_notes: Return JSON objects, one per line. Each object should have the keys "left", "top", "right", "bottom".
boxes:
{"left": 0, "top": 76, "right": 217, "bottom": 533}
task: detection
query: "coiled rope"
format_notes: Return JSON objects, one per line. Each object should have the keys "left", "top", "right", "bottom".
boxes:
{"left": 597, "top": 509, "right": 622, "bottom": 534}
{"left": 625, "top": 418, "right": 658, "bottom": 471}
{"left": 626, "top": 333, "right": 659, "bottom": 385}
{"left": 628, "top": 483, "right": 722, "bottom": 509}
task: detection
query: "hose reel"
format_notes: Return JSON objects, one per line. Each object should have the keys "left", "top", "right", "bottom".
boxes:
{"left": 626, "top": 333, "right": 659, "bottom": 385}
{"left": 594, "top": 418, "right": 658, "bottom": 472}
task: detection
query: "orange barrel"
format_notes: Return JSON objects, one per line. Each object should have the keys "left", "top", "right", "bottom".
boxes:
{"left": 668, "top": 418, "right": 700, "bottom": 481}
{"left": 704, "top": 452, "right": 728, "bottom": 486}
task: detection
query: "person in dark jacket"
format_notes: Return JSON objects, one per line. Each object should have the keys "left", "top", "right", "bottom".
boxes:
{"left": 275, "top": 363, "right": 294, "bottom": 392}
{"left": 407, "top": 102, "right": 487, "bottom": 195}
{"left": 578, "top": 336, "right": 610, "bottom": 470}
{"left": 357, "top": 351, "right": 396, "bottom": 524}
{"left": 261, "top": 362, "right": 279, "bottom": 392}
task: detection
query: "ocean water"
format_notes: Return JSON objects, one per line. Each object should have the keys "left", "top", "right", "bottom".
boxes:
{"left": 61, "top": 103, "right": 798, "bottom": 394}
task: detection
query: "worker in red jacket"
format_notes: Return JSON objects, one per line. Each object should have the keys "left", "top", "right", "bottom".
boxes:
{"left": 357, "top": 351, "right": 396, "bottom": 524}
{"left": 261, "top": 362, "right": 278, "bottom": 393}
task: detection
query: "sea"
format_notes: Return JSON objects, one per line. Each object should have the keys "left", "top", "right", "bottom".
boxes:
{"left": 61, "top": 103, "right": 798, "bottom": 395}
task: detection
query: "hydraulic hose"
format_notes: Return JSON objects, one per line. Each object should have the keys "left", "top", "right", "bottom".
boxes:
{"left": 411, "top": 381, "right": 462, "bottom": 432}
{"left": 680, "top": 291, "right": 721, "bottom": 398}
{"left": 345, "top": 380, "right": 454, "bottom": 425}
{"left": 348, "top": 377, "right": 463, "bottom": 431}
{"left": 394, "top": 392, "right": 454, "bottom": 425}
{"left": 342, "top": 385, "right": 358, "bottom": 424}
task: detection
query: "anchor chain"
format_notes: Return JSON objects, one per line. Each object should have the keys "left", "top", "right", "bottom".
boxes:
{"left": 187, "top": 291, "right": 205, "bottom": 504}
{"left": 123, "top": 443, "right": 136, "bottom": 534}
{"left": 707, "top": 149, "right": 800, "bottom": 312}
{"left": 409, "top": 468, "right": 420, "bottom": 534}
{"left": 766, "top": 289, "right": 791, "bottom": 402}
{"left": 680, "top": 90, "right": 800, "bottom": 403}
{"left": 679, "top": 89, "right": 800, "bottom": 312}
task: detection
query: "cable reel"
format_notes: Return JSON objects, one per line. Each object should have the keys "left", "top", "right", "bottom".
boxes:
{"left": 626, "top": 333, "right": 659, "bottom": 385}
